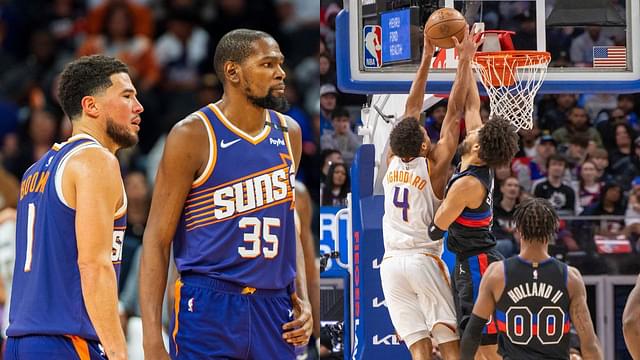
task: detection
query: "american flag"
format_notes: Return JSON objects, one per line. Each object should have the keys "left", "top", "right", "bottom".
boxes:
{"left": 593, "top": 46, "right": 627, "bottom": 68}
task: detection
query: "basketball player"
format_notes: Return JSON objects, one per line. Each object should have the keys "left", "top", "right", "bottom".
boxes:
{"left": 6, "top": 55, "right": 143, "bottom": 360}
{"left": 623, "top": 275, "right": 640, "bottom": 359}
{"left": 429, "top": 39, "right": 520, "bottom": 359}
{"left": 459, "top": 198, "right": 603, "bottom": 360}
{"left": 380, "top": 27, "right": 481, "bottom": 360}
{"left": 139, "top": 29, "right": 312, "bottom": 360}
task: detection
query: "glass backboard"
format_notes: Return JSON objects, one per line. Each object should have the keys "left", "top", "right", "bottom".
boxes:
{"left": 336, "top": 0, "right": 640, "bottom": 94}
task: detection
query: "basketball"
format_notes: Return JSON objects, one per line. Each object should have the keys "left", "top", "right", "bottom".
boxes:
{"left": 425, "top": 8, "right": 467, "bottom": 49}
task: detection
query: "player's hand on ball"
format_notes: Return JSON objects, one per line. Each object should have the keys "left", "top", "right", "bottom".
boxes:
{"left": 422, "top": 27, "right": 435, "bottom": 57}
{"left": 282, "top": 292, "right": 313, "bottom": 346}
{"left": 453, "top": 25, "right": 483, "bottom": 62}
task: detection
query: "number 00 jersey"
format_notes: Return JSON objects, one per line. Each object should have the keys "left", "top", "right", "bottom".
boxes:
{"left": 382, "top": 157, "right": 442, "bottom": 255}
{"left": 173, "top": 103, "right": 296, "bottom": 290}
{"left": 495, "top": 256, "right": 570, "bottom": 360}
{"left": 7, "top": 135, "right": 127, "bottom": 340}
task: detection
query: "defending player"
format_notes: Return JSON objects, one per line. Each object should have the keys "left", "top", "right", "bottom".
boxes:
{"left": 429, "top": 36, "right": 520, "bottom": 359}
{"left": 6, "top": 55, "right": 143, "bottom": 360}
{"left": 460, "top": 198, "right": 604, "bottom": 360}
{"left": 623, "top": 275, "right": 640, "bottom": 359}
{"left": 379, "top": 27, "right": 481, "bottom": 359}
{"left": 139, "top": 29, "right": 312, "bottom": 360}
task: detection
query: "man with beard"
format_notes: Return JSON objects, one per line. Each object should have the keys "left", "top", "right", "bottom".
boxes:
{"left": 140, "top": 29, "right": 312, "bottom": 360}
{"left": 5, "top": 55, "right": 143, "bottom": 360}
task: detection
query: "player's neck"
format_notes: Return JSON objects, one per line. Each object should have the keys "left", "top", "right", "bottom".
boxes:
{"left": 71, "top": 121, "right": 118, "bottom": 154}
{"left": 460, "top": 154, "right": 484, "bottom": 171}
{"left": 217, "top": 94, "right": 267, "bottom": 136}
{"left": 519, "top": 242, "right": 550, "bottom": 263}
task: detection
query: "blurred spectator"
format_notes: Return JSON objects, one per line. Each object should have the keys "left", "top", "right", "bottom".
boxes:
{"left": 533, "top": 154, "right": 577, "bottom": 216}
{"left": 584, "top": 93, "right": 617, "bottom": 123}
{"left": 596, "top": 107, "right": 626, "bottom": 151}
{"left": 552, "top": 106, "right": 603, "bottom": 148}
{"left": 321, "top": 108, "right": 361, "bottom": 167}
{"left": 582, "top": 182, "right": 626, "bottom": 236}
{"left": 424, "top": 101, "right": 446, "bottom": 143}
{"left": 608, "top": 123, "right": 636, "bottom": 167}
{"left": 321, "top": 162, "right": 349, "bottom": 207}
{"left": 565, "top": 133, "right": 590, "bottom": 176}
{"left": 492, "top": 176, "right": 520, "bottom": 257}
{"left": 618, "top": 94, "right": 640, "bottom": 131}
{"left": 575, "top": 160, "right": 602, "bottom": 209}
{"left": 0, "top": 166, "right": 18, "bottom": 211}
{"left": 539, "top": 94, "right": 576, "bottom": 132}
{"left": 625, "top": 177, "right": 640, "bottom": 250}
{"left": 320, "top": 83, "right": 337, "bottom": 133}
{"left": 319, "top": 51, "right": 335, "bottom": 85}
{"left": 570, "top": 26, "right": 614, "bottom": 66}
{"left": 85, "top": 0, "right": 153, "bottom": 37}
{"left": 512, "top": 134, "right": 556, "bottom": 192}
{"left": 511, "top": 12, "right": 536, "bottom": 50}
{"left": 321, "top": 149, "right": 343, "bottom": 184}
{"left": 516, "top": 124, "right": 540, "bottom": 158}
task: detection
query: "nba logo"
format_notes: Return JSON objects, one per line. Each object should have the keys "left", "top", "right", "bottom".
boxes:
{"left": 363, "top": 25, "right": 382, "bottom": 68}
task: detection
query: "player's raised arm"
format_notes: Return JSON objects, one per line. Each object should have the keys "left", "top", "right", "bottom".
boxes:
{"left": 281, "top": 116, "right": 313, "bottom": 346}
{"left": 623, "top": 275, "right": 640, "bottom": 359}
{"left": 70, "top": 148, "right": 127, "bottom": 360}
{"left": 567, "top": 266, "right": 603, "bottom": 360}
{"left": 402, "top": 27, "right": 435, "bottom": 121}
{"left": 429, "top": 176, "right": 483, "bottom": 240}
{"left": 139, "top": 117, "right": 208, "bottom": 359}
{"left": 463, "top": 32, "right": 483, "bottom": 132}
{"left": 460, "top": 261, "right": 503, "bottom": 359}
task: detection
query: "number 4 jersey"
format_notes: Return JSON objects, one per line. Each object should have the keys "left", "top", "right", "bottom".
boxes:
{"left": 172, "top": 103, "right": 296, "bottom": 290}
{"left": 382, "top": 156, "right": 442, "bottom": 255}
{"left": 495, "top": 256, "right": 570, "bottom": 360}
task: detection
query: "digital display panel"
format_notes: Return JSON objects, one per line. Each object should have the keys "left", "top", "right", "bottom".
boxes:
{"left": 381, "top": 8, "right": 412, "bottom": 64}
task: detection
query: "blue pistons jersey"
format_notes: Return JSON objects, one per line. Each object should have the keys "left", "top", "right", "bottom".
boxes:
{"left": 173, "top": 103, "right": 296, "bottom": 290}
{"left": 7, "top": 134, "right": 127, "bottom": 341}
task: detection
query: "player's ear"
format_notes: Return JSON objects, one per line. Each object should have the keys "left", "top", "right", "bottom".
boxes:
{"left": 81, "top": 95, "right": 99, "bottom": 118}
{"left": 225, "top": 61, "right": 241, "bottom": 84}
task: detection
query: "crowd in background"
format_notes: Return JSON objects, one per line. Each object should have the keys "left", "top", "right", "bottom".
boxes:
{"left": 0, "top": 0, "right": 319, "bottom": 358}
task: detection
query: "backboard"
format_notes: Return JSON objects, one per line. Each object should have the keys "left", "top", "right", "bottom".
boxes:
{"left": 336, "top": 0, "right": 640, "bottom": 94}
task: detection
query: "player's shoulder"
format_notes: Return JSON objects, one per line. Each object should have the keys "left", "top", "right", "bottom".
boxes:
{"left": 67, "top": 145, "right": 119, "bottom": 173}
{"left": 484, "top": 260, "right": 505, "bottom": 281}
{"left": 450, "top": 173, "right": 484, "bottom": 192}
{"left": 277, "top": 112, "right": 300, "bottom": 134}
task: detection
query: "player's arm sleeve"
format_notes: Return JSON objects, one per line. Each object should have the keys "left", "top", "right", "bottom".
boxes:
{"left": 460, "top": 262, "right": 501, "bottom": 359}
{"left": 402, "top": 44, "right": 434, "bottom": 121}
{"left": 139, "top": 117, "right": 208, "bottom": 353}
{"left": 433, "top": 177, "right": 476, "bottom": 230}
{"left": 71, "top": 148, "right": 127, "bottom": 359}
{"left": 623, "top": 275, "right": 640, "bottom": 359}
{"left": 567, "top": 266, "right": 603, "bottom": 360}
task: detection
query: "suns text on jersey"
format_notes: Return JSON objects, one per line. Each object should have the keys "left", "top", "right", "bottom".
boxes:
{"left": 19, "top": 171, "right": 50, "bottom": 200}
{"left": 386, "top": 170, "right": 427, "bottom": 190}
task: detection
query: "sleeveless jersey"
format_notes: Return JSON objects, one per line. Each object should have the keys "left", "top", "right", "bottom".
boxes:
{"left": 7, "top": 134, "right": 127, "bottom": 340}
{"left": 382, "top": 157, "right": 442, "bottom": 255}
{"left": 445, "top": 164, "right": 495, "bottom": 255}
{"left": 495, "top": 256, "right": 570, "bottom": 359}
{"left": 173, "top": 103, "right": 296, "bottom": 290}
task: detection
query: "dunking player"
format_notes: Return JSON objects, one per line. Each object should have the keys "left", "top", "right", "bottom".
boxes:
{"left": 429, "top": 39, "right": 520, "bottom": 359}
{"left": 623, "top": 275, "right": 640, "bottom": 359}
{"left": 6, "top": 55, "right": 143, "bottom": 360}
{"left": 460, "top": 198, "right": 603, "bottom": 359}
{"left": 139, "top": 29, "right": 312, "bottom": 359}
{"left": 380, "top": 27, "right": 481, "bottom": 359}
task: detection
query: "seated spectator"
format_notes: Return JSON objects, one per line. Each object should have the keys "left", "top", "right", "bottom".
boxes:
{"left": 320, "top": 149, "right": 343, "bottom": 184}
{"left": 492, "top": 176, "right": 520, "bottom": 257}
{"left": 617, "top": 94, "right": 640, "bottom": 132}
{"left": 587, "top": 148, "right": 613, "bottom": 183}
{"left": 321, "top": 107, "right": 361, "bottom": 167}
{"left": 582, "top": 182, "right": 626, "bottom": 240}
{"left": 625, "top": 177, "right": 640, "bottom": 251}
{"left": 516, "top": 124, "right": 541, "bottom": 158}
{"left": 320, "top": 83, "right": 337, "bottom": 133}
{"left": 85, "top": 0, "right": 154, "bottom": 37}
{"left": 321, "top": 162, "right": 349, "bottom": 207}
{"left": 575, "top": 160, "right": 602, "bottom": 209}
{"left": 608, "top": 123, "right": 636, "bottom": 167}
{"left": 552, "top": 106, "right": 603, "bottom": 148}
{"left": 609, "top": 135, "right": 640, "bottom": 191}
{"left": 539, "top": 94, "right": 576, "bottom": 132}
{"left": 564, "top": 133, "right": 589, "bottom": 179}
{"left": 512, "top": 134, "right": 556, "bottom": 192}
{"left": 533, "top": 154, "right": 577, "bottom": 216}
{"left": 570, "top": 26, "right": 613, "bottom": 66}
{"left": 595, "top": 107, "right": 626, "bottom": 151}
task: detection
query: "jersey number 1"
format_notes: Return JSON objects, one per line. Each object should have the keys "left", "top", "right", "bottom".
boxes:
{"left": 238, "top": 217, "right": 280, "bottom": 259}
{"left": 24, "top": 203, "right": 36, "bottom": 272}
{"left": 393, "top": 186, "right": 409, "bottom": 222}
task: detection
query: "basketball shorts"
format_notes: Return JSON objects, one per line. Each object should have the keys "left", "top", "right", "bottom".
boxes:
{"left": 170, "top": 273, "right": 296, "bottom": 360}
{"left": 379, "top": 252, "right": 459, "bottom": 348}
{"left": 5, "top": 335, "right": 106, "bottom": 359}
{"left": 453, "top": 248, "right": 504, "bottom": 345}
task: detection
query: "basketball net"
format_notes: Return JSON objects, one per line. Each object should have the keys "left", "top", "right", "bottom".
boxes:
{"left": 473, "top": 31, "right": 551, "bottom": 131}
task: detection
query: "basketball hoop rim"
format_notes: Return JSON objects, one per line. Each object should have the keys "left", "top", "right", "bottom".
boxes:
{"left": 474, "top": 50, "right": 551, "bottom": 68}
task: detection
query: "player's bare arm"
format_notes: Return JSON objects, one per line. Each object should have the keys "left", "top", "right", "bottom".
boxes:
{"left": 296, "top": 183, "right": 321, "bottom": 339}
{"left": 462, "top": 30, "right": 483, "bottom": 133}
{"left": 567, "top": 266, "right": 603, "bottom": 359}
{"left": 67, "top": 148, "right": 128, "bottom": 360}
{"left": 623, "top": 275, "right": 640, "bottom": 359}
{"left": 282, "top": 116, "right": 313, "bottom": 346}
{"left": 433, "top": 175, "right": 486, "bottom": 231}
{"left": 460, "top": 261, "right": 504, "bottom": 359}
{"left": 402, "top": 28, "right": 435, "bottom": 121}
{"left": 140, "top": 116, "right": 208, "bottom": 359}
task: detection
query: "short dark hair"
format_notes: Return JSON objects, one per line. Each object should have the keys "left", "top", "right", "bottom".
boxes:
{"left": 478, "top": 116, "right": 519, "bottom": 168}
{"left": 546, "top": 153, "right": 567, "bottom": 169}
{"left": 58, "top": 55, "right": 129, "bottom": 120}
{"left": 568, "top": 133, "right": 589, "bottom": 148}
{"left": 513, "top": 198, "right": 559, "bottom": 244}
{"left": 213, "top": 29, "right": 273, "bottom": 84}
{"left": 389, "top": 117, "right": 424, "bottom": 158}
{"left": 331, "top": 107, "right": 350, "bottom": 120}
